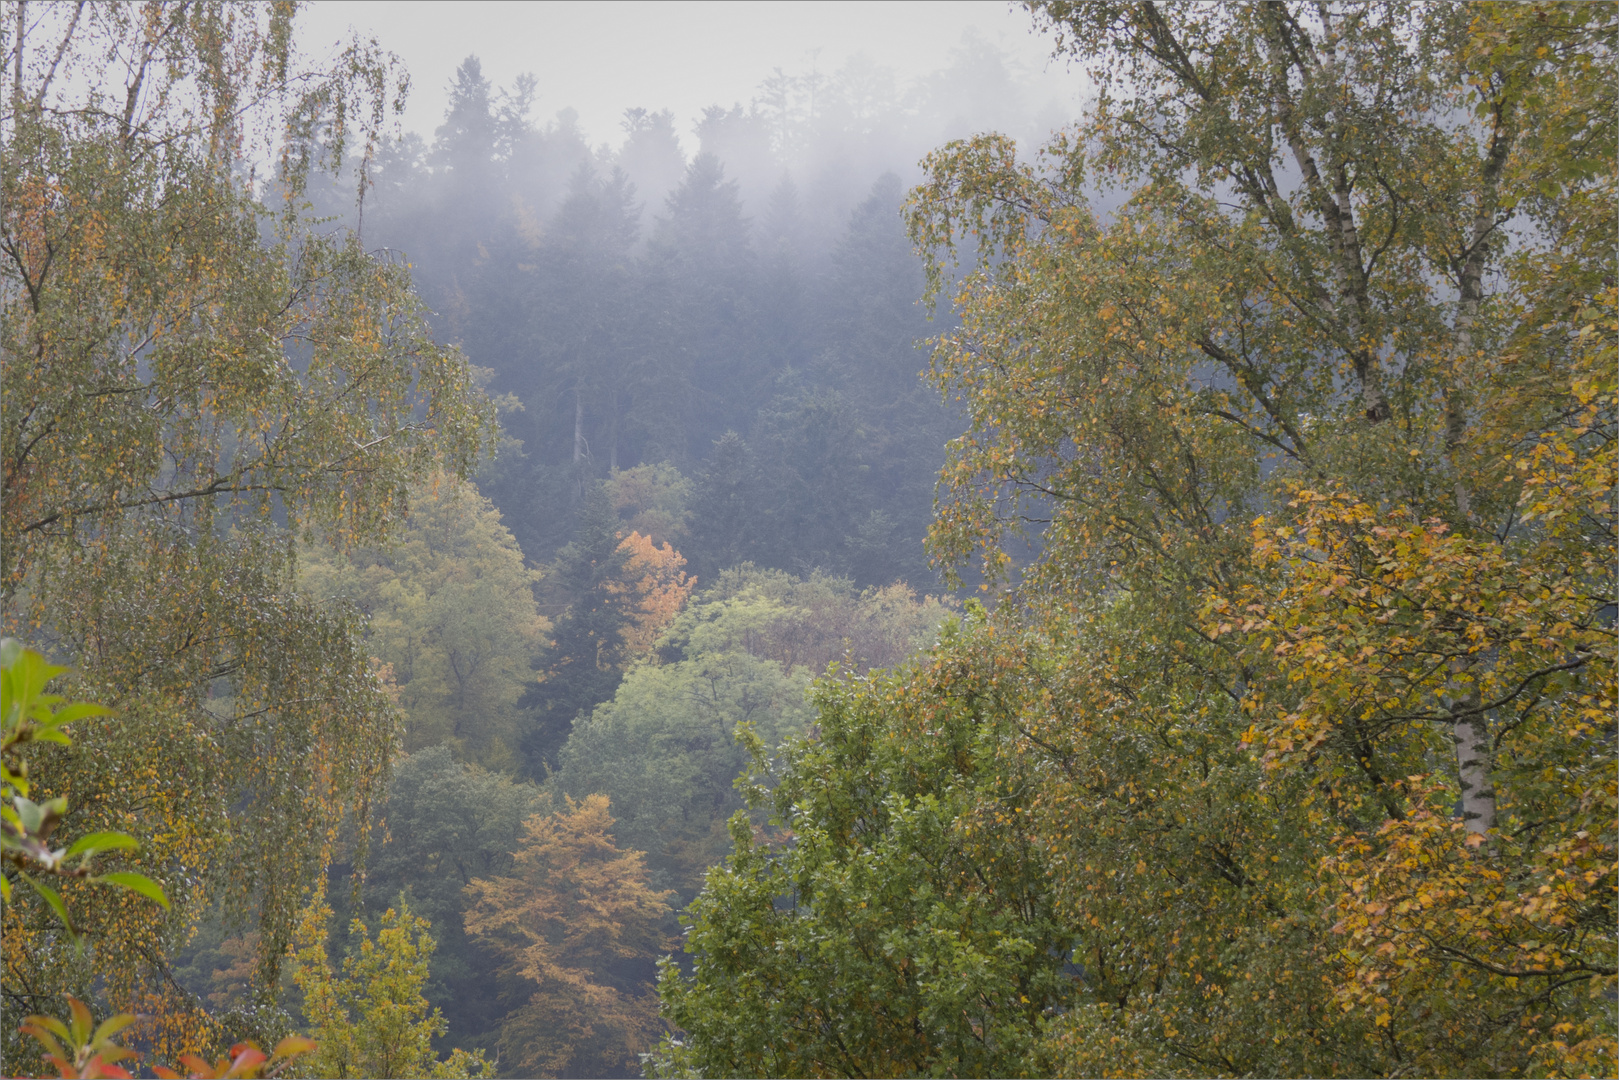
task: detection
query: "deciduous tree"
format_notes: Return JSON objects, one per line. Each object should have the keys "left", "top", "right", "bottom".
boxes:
{"left": 463, "top": 794, "right": 672, "bottom": 1079}
{"left": 558, "top": 566, "right": 949, "bottom": 895}
{"left": 0, "top": 0, "right": 492, "bottom": 1043}
{"left": 652, "top": 612, "right": 1072, "bottom": 1079}
{"left": 897, "top": 1, "right": 1615, "bottom": 1074}
{"left": 287, "top": 885, "right": 491, "bottom": 1079}
{"left": 610, "top": 532, "right": 696, "bottom": 658}
{"left": 301, "top": 475, "right": 545, "bottom": 771}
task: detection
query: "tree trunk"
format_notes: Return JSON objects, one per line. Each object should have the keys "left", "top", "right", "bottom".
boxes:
{"left": 573, "top": 388, "right": 586, "bottom": 464}
{"left": 1447, "top": 663, "right": 1497, "bottom": 837}
{"left": 1442, "top": 104, "right": 1515, "bottom": 838}
{"left": 1446, "top": 101, "right": 1516, "bottom": 523}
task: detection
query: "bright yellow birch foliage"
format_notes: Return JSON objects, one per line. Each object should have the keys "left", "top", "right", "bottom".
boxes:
{"left": 286, "top": 884, "right": 491, "bottom": 1079}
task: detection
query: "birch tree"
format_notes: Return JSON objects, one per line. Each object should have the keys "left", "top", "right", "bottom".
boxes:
{"left": 901, "top": 2, "right": 1614, "bottom": 1074}
{"left": 1, "top": 0, "right": 492, "bottom": 1046}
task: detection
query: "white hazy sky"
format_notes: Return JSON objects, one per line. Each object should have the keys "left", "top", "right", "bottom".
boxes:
{"left": 296, "top": 1, "right": 1085, "bottom": 152}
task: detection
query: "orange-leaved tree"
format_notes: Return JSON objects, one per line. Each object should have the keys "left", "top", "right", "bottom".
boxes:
{"left": 463, "top": 793, "right": 672, "bottom": 1078}
{"left": 611, "top": 532, "right": 696, "bottom": 657}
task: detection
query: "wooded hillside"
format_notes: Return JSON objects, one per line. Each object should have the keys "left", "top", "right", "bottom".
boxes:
{"left": 3, "top": 3, "right": 1612, "bottom": 1078}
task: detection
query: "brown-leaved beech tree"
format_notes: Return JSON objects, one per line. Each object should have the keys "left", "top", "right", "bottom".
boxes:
{"left": 463, "top": 794, "right": 673, "bottom": 1079}
{"left": 0, "top": 0, "right": 493, "bottom": 1060}
{"left": 899, "top": 1, "right": 1612, "bottom": 1075}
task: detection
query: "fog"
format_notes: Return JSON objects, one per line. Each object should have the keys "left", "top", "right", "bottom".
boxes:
{"left": 287, "top": 0, "right": 1095, "bottom": 584}
{"left": 297, "top": 0, "right": 1086, "bottom": 156}
{"left": 186, "top": 8, "right": 1098, "bottom": 1062}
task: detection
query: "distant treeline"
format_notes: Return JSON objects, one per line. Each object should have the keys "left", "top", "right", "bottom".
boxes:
{"left": 305, "top": 48, "right": 1059, "bottom": 587}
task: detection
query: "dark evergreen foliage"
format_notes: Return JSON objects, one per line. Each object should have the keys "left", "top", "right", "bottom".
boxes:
{"left": 687, "top": 431, "right": 766, "bottom": 580}
{"left": 351, "top": 747, "right": 541, "bottom": 1059}
{"left": 518, "top": 488, "right": 635, "bottom": 775}
{"left": 354, "top": 57, "right": 957, "bottom": 591}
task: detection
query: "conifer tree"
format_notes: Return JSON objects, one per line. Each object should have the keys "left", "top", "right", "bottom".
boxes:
{"left": 521, "top": 489, "right": 635, "bottom": 774}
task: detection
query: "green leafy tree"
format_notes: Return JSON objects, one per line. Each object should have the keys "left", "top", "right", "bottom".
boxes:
{"left": 556, "top": 599, "right": 813, "bottom": 895}
{"left": 2, "top": 639, "right": 172, "bottom": 1080}
{"left": 287, "top": 886, "right": 491, "bottom": 1079}
{"left": 652, "top": 612, "right": 1072, "bottom": 1079}
{"left": 558, "top": 567, "right": 950, "bottom": 895}
{"left": 301, "top": 474, "right": 545, "bottom": 771}
{"left": 0, "top": 0, "right": 491, "bottom": 1047}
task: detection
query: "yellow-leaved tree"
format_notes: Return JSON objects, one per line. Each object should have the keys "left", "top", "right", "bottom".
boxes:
{"left": 286, "top": 884, "right": 491, "bottom": 1079}
{"left": 895, "top": 1, "right": 1616, "bottom": 1075}
{"left": 637, "top": 1, "right": 1617, "bottom": 1076}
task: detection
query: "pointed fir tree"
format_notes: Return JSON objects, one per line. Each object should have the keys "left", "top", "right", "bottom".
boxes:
{"left": 520, "top": 487, "right": 635, "bottom": 774}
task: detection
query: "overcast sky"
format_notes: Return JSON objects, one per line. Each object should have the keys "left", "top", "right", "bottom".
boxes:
{"left": 296, "top": 1, "right": 1085, "bottom": 153}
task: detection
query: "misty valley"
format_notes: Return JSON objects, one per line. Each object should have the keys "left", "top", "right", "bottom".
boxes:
{"left": 3, "top": 3, "right": 1613, "bottom": 1080}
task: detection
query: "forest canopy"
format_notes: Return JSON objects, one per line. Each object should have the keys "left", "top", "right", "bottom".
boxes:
{"left": 659, "top": 1, "right": 1616, "bottom": 1077}
{"left": 3, "top": 2, "right": 1613, "bottom": 1079}
{"left": 2, "top": 1, "right": 492, "bottom": 1068}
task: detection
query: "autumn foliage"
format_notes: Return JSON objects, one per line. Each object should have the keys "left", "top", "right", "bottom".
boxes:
{"left": 657, "top": 2, "right": 1616, "bottom": 1077}
{"left": 612, "top": 532, "right": 697, "bottom": 656}
{"left": 2, "top": 2, "right": 491, "bottom": 1061}
{"left": 464, "top": 794, "right": 673, "bottom": 1077}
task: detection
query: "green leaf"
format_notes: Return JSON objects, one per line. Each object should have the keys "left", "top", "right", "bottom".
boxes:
{"left": 44, "top": 702, "right": 112, "bottom": 726}
{"left": 90, "top": 1012, "right": 136, "bottom": 1047}
{"left": 66, "top": 831, "right": 141, "bottom": 859}
{"left": 96, "top": 871, "right": 170, "bottom": 909}
{"left": 14, "top": 796, "right": 43, "bottom": 833}
{"left": 5, "top": 648, "right": 67, "bottom": 712}
{"left": 25, "top": 876, "right": 75, "bottom": 933}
